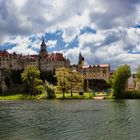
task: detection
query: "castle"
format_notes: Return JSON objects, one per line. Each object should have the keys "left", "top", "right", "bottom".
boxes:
{"left": 0, "top": 38, "right": 70, "bottom": 71}
{"left": 0, "top": 39, "right": 111, "bottom": 91}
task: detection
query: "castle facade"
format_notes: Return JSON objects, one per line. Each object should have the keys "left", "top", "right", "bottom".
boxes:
{"left": 0, "top": 39, "right": 70, "bottom": 71}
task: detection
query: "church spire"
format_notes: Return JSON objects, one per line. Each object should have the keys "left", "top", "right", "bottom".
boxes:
{"left": 39, "top": 37, "right": 48, "bottom": 56}
{"left": 78, "top": 52, "right": 84, "bottom": 69}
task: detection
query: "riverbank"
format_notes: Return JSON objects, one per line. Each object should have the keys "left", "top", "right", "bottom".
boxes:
{"left": 0, "top": 92, "right": 96, "bottom": 100}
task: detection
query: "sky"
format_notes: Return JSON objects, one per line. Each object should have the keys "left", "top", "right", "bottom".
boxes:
{"left": 0, "top": 0, "right": 140, "bottom": 71}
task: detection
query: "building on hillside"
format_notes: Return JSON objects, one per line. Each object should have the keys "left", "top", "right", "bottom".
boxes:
{"left": 0, "top": 39, "right": 70, "bottom": 87}
{"left": 77, "top": 52, "right": 110, "bottom": 80}
{"left": 0, "top": 39, "right": 70, "bottom": 71}
{"left": 72, "top": 52, "right": 111, "bottom": 90}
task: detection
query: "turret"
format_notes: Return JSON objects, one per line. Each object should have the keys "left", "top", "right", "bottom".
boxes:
{"left": 78, "top": 52, "right": 84, "bottom": 69}
{"left": 39, "top": 38, "right": 48, "bottom": 57}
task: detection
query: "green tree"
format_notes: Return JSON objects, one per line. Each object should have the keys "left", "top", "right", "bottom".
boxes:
{"left": 21, "top": 66, "right": 43, "bottom": 95}
{"left": 112, "top": 64, "right": 131, "bottom": 98}
{"left": 11, "top": 70, "right": 23, "bottom": 84}
{"left": 40, "top": 70, "right": 57, "bottom": 85}
{"left": 1, "top": 68, "right": 12, "bottom": 88}
{"left": 136, "top": 65, "right": 140, "bottom": 89}
{"left": 55, "top": 68, "right": 84, "bottom": 98}
{"left": 69, "top": 69, "right": 84, "bottom": 97}
{"left": 44, "top": 81, "right": 56, "bottom": 99}
{"left": 55, "top": 68, "right": 70, "bottom": 98}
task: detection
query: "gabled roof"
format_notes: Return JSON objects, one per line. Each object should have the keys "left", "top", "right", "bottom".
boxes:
{"left": 0, "top": 50, "right": 9, "bottom": 57}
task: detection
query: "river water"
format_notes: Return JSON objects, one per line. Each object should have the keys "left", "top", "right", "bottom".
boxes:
{"left": 0, "top": 100, "right": 140, "bottom": 140}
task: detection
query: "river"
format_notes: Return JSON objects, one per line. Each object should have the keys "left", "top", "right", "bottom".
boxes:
{"left": 0, "top": 100, "right": 140, "bottom": 140}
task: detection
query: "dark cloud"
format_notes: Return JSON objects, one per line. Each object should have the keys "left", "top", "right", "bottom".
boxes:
{"left": 90, "top": 0, "right": 140, "bottom": 29}
{"left": 0, "top": 0, "right": 8, "bottom": 20}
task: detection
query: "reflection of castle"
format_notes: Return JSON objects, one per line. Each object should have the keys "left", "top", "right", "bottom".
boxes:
{"left": 0, "top": 39, "right": 70, "bottom": 71}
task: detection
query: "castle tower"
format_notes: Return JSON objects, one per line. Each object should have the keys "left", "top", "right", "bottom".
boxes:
{"left": 78, "top": 52, "right": 84, "bottom": 69}
{"left": 39, "top": 38, "right": 48, "bottom": 57}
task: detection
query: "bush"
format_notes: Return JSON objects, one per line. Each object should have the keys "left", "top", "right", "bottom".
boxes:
{"left": 122, "top": 90, "right": 140, "bottom": 99}
{"left": 44, "top": 81, "right": 56, "bottom": 99}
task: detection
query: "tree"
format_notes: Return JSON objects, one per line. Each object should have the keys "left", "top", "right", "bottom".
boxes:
{"left": 11, "top": 70, "right": 23, "bottom": 84}
{"left": 21, "top": 66, "right": 43, "bottom": 95}
{"left": 112, "top": 64, "right": 131, "bottom": 98}
{"left": 1, "top": 68, "right": 12, "bottom": 88}
{"left": 55, "top": 68, "right": 70, "bottom": 98}
{"left": 69, "top": 69, "right": 84, "bottom": 97}
{"left": 136, "top": 65, "right": 140, "bottom": 89}
{"left": 44, "top": 81, "right": 56, "bottom": 99}
{"left": 55, "top": 68, "right": 84, "bottom": 98}
{"left": 40, "top": 70, "right": 57, "bottom": 85}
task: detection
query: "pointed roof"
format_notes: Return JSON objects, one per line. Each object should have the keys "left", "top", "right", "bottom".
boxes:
{"left": 41, "top": 37, "right": 46, "bottom": 45}
{"left": 79, "top": 52, "right": 84, "bottom": 60}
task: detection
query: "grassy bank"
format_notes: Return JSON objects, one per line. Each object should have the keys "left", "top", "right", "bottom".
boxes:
{"left": 56, "top": 92, "right": 93, "bottom": 99}
{"left": 0, "top": 94, "right": 23, "bottom": 100}
{"left": 0, "top": 92, "right": 94, "bottom": 100}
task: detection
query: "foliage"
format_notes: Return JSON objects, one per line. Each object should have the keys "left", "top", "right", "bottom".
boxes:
{"left": 55, "top": 68, "right": 84, "bottom": 98}
{"left": 55, "top": 68, "right": 70, "bottom": 98}
{"left": 21, "top": 66, "right": 43, "bottom": 96}
{"left": 11, "top": 70, "right": 23, "bottom": 84}
{"left": 0, "top": 69, "right": 23, "bottom": 93}
{"left": 136, "top": 65, "right": 140, "bottom": 89}
{"left": 68, "top": 69, "right": 84, "bottom": 97}
{"left": 43, "top": 81, "right": 56, "bottom": 99}
{"left": 136, "top": 65, "right": 140, "bottom": 79}
{"left": 112, "top": 64, "right": 131, "bottom": 98}
{"left": 40, "top": 70, "right": 57, "bottom": 85}
{"left": 1, "top": 68, "right": 12, "bottom": 88}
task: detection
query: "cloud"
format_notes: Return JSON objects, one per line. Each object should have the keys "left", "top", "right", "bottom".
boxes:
{"left": 89, "top": 0, "right": 140, "bottom": 29}
{"left": 0, "top": 0, "right": 140, "bottom": 71}
{"left": 0, "top": 0, "right": 139, "bottom": 41}
{"left": 63, "top": 27, "right": 140, "bottom": 71}
{"left": 46, "top": 40, "right": 57, "bottom": 49}
{"left": 7, "top": 34, "right": 43, "bottom": 54}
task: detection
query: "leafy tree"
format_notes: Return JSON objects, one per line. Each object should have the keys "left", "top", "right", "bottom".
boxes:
{"left": 44, "top": 81, "right": 56, "bottom": 99}
{"left": 40, "top": 70, "right": 57, "bottom": 85}
{"left": 136, "top": 65, "right": 140, "bottom": 89}
{"left": 55, "top": 68, "right": 70, "bottom": 98}
{"left": 2, "top": 68, "right": 12, "bottom": 88}
{"left": 11, "top": 70, "right": 23, "bottom": 84}
{"left": 21, "top": 66, "right": 43, "bottom": 95}
{"left": 69, "top": 69, "right": 84, "bottom": 97}
{"left": 112, "top": 64, "right": 131, "bottom": 98}
{"left": 55, "top": 68, "right": 84, "bottom": 98}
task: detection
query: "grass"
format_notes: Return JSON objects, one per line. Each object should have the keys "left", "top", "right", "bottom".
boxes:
{"left": 55, "top": 92, "right": 94, "bottom": 99}
{"left": 0, "top": 94, "right": 23, "bottom": 100}
{"left": 0, "top": 92, "right": 48, "bottom": 100}
{"left": 0, "top": 92, "right": 94, "bottom": 100}
{"left": 0, "top": 91, "right": 114, "bottom": 100}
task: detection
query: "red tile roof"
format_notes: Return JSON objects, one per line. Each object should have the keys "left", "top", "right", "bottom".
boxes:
{"left": 0, "top": 50, "right": 9, "bottom": 57}
{"left": 42, "top": 53, "right": 67, "bottom": 61}
{"left": 82, "top": 64, "right": 110, "bottom": 69}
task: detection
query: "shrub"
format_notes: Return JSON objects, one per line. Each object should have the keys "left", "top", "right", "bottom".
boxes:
{"left": 44, "top": 81, "right": 56, "bottom": 99}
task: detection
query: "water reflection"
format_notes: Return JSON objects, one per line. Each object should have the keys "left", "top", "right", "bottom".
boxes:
{"left": 0, "top": 100, "right": 140, "bottom": 140}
